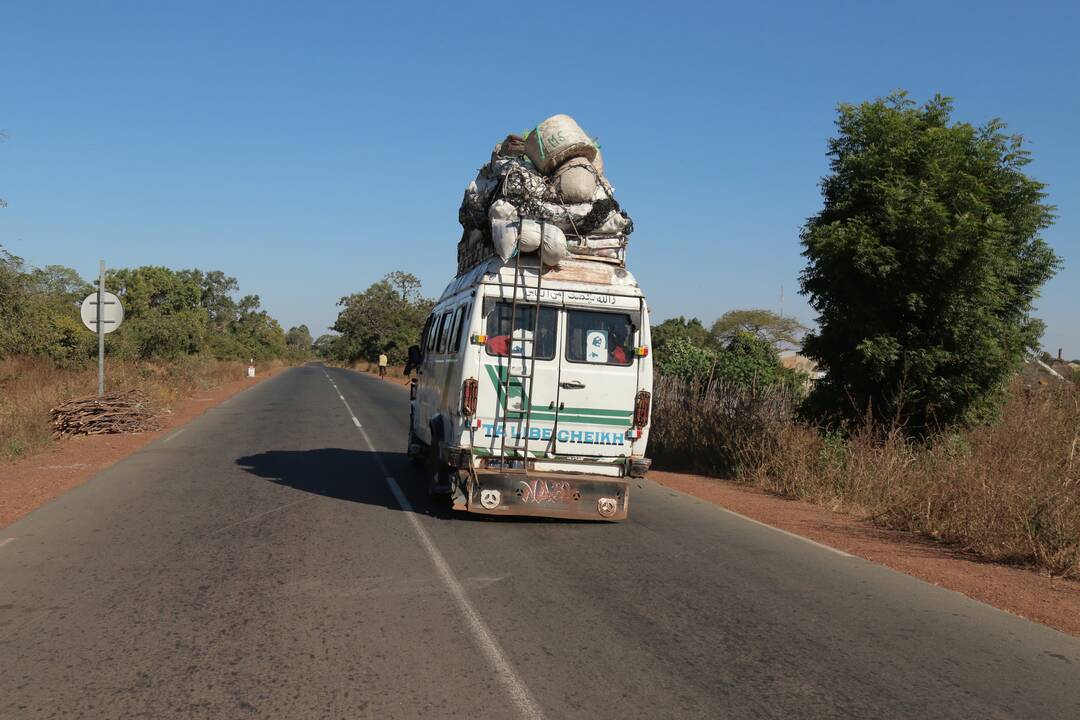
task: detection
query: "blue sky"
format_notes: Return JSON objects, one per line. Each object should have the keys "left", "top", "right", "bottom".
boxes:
{"left": 2, "top": 1, "right": 1078, "bottom": 355}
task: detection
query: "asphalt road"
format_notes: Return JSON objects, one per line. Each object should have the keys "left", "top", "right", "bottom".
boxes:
{"left": 2, "top": 364, "right": 1079, "bottom": 719}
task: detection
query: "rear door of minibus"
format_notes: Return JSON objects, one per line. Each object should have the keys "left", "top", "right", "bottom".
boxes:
{"left": 553, "top": 295, "right": 642, "bottom": 458}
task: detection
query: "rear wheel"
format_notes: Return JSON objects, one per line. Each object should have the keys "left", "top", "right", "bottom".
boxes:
{"left": 425, "top": 444, "right": 453, "bottom": 498}
{"left": 407, "top": 425, "right": 425, "bottom": 467}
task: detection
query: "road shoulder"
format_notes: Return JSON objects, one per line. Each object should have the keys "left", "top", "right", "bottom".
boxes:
{"left": 651, "top": 469, "right": 1080, "bottom": 638}
{"left": 0, "top": 366, "right": 287, "bottom": 527}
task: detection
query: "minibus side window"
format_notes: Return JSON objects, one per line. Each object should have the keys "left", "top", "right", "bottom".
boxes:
{"left": 449, "top": 304, "right": 469, "bottom": 354}
{"left": 565, "top": 309, "right": 635, "bottom": 366}
{"left": 436, "top": 312, "right": 453, "bottom": 354}
{"left": 419, "top": 315, "right": 433, "bottom": 356}
{"left": 426, "top": 313, "right": 439, "bottom": 353}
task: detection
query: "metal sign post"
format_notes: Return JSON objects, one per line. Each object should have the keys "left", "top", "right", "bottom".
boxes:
{"left": 80, "top": 261, "right": 124, "bottom": 397}
{"left": 98, "top": 260, "right": 105, "bottom": 396}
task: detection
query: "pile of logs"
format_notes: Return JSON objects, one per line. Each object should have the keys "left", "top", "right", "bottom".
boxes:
{"left": 51, "top": 390, "right": 160, "bottom": 437}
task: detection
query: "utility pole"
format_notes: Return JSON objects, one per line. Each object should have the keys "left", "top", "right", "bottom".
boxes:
{"left": 98, "top": 260, "right": 105, "bottom": 396}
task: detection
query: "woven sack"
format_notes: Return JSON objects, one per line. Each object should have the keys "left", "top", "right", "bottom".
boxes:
{"left": 553, "top": 157, "right": 597, "bottom": 203}
{"left": 525, "top": 114, "right": 597, "bottom": 174}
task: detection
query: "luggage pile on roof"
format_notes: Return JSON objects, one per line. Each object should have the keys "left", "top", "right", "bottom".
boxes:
{"left": 457, "top": 114, "right": 634, "bottom": 274}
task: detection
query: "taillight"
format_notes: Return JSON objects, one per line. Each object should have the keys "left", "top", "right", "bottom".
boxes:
{"left": 634, "top": 390, "right": 651, "bottom": 427}
{"left": 462, "top": 378, "right": 479, "bottom": 416}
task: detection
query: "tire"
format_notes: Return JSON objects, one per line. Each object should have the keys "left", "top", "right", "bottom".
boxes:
{"left": 407, "top": 425, "right": 425, "bottom": 467}
{"left": 425, "top": 444, "right": 453, "bottom": 498}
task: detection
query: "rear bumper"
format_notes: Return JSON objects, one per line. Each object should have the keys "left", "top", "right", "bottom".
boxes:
{"left": 459, "top": 470, "right": 630, "bottom": 521}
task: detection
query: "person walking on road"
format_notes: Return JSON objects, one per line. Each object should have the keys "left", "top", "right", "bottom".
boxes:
{"left": 378, "top": 352, "right": 388, "bottom": 380}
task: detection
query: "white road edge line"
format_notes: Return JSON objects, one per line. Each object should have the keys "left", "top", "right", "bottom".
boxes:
{"left": 705, "top": 498, "right": 854, "bottom": 558}
{"left": 322, "top": 369, "right": 544, "bottom": 720}
{"left": 163, "top": 428, "right": 186, "bottom": 443}
{"left": 0, "top": 537, "right": 15, "bottom": 549}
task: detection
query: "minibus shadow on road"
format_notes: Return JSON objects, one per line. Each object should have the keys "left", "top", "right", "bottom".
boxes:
{"left": 234, "top": 448, "right": 592, "bottom": 524}
{"left": 236, "top": 449, "right": 408, "bottom": 513}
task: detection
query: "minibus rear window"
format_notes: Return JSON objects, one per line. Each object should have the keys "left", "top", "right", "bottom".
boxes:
{"left": 565, "top": 310, "right": 635, "bottom": 366}
{"left": 484, "top": 302, "right": 557, "bottom": 360}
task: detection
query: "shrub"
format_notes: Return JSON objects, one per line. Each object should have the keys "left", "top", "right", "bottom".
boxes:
{"left": 650, "top": 375, "right": 799, "bottom": 476}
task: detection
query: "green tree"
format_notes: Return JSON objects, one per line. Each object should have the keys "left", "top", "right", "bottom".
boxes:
{"left": 651, "top": 317, "right": 717, "bottom": 359}
{"left": 229, "top": 294, "right": 286, "bottom": 360}
{"left": 385, "top": 271, "right": 423, "bottom": 303}
{"left": 654, "top": 336, "right": 717, "bottom": 381}
{"left": 333, "top": 272, "right": 433, "bottom": 364}
{"left": 800, "top": 91, "right": 1061, "bottom": 431}
{"left": 313, "top": 334, "right": 340, "bottom": 358}
{"left": 0, "top": 251, "right": 292, "bottom": 364}
{"left": 286, "top": 324, "right": 313, "bottom": 350}
{"left": 713, "top": 331, "right": 797, "bottom": 390}
{"left": 710, "top": 309, "right": 806, "bottom": 350}
{"left": 108, "top": 267, "right": 208, "bottom": 359}
{"left": 652, "top": 314, "right": 801, "bottom": 392}
{"left": 0, "top": 248, "right": 94, "bottom": 365}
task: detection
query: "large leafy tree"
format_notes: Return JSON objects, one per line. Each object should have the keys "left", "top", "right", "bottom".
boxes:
{"left": 651, "top": 317, "right": 718, "bottom": 357}
{"left": 285, "top": 324, "right": 313, "bottom": 350}
{"left": 332, "top": 272, "right": 433, "bottom": 364}
{"left": 0, "top": 252, "right": 293, "bottom": 363}
{"left": 0, "top": 248, "right": 93, "bottom": 365}
{"left": 652, "top": 315, "right": 801, "bottom": 391}
{"left": 710, "top": 309, "right": 806, "bottom": 350}
{"left": 800, "top": 91, "right": 1061, "bottom": 431}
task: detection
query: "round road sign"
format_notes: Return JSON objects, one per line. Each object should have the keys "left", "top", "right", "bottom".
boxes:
{"left": 80, "top": 292, "right": 125, "bottom": 334}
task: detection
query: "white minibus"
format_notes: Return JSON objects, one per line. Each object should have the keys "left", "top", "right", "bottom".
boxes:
{"left": 407, "top": 254, "right": 652, "bottom": 520}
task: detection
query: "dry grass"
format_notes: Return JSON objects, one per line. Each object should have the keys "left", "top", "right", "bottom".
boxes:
{"left": 0, "top": 356, "right": 284, "bottom": 462}
{"left": 652, "top": 376, "right": 1080, "bottom": 577}
{"left": 650, "top": 375, "right": 797, "bottom": 476}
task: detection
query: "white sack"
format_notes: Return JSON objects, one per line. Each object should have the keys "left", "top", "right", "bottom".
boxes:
{"left": 519, "top": 219, "right": 559, "bottom": 257}
{"left": 553, "top": 157, "right": 597, "bottom": 203}
{"left": 491, "top": 219, "right": 518, "bottom": 261}
{"left": 492, "top": 216, "right": 565, "bottom": 265}
{"left": 525, "top": 114, "right": 597, "bottom": 174}
{"left": 488, "top": 199, "right": 519, "bottom": 222}
{"left": 538, "top": 222, "right": 569, "bottom": 266}
{"left": 490, "top": 201, "right": 552, "bottom": 260}
{"left": 489, "top": 200, "right": 521, "bottom": 261}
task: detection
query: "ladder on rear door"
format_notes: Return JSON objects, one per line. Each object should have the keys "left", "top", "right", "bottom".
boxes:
{"left": 497, "top": 239, "right": 545, "bottom": 474}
